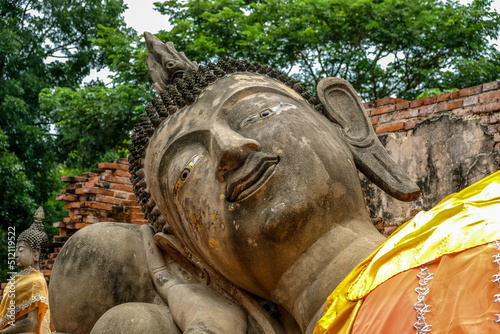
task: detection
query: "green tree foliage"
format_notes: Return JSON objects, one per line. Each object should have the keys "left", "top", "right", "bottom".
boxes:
{"left": 40, "top": 82, "right": 152, "bottom": 169}
{"left": 0, "top": 128, "right": 35, "bottom": 225}
{"left": 0, "top": 0, "right": 128, "bottom": 253}
{"left": 91, "top": 25, "right": 152, "bottom": 87}
{"left": 155, "top": 0, "right": 500, "bottom": 100}
{"left": 415, "top": 87, "right": 459, "bottom": 100}
{"left": 38, "top": 24, "right": 154, "bottom": 171}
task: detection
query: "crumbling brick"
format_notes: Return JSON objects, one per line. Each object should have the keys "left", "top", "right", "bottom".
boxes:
{"left": 98, "top": 162, "right": 120, "bottom": 170}
{"left": 55, "top": 194, "right": 78, "bottom": 202}
{"left": 379, "top": 114, "right": 393, "bottom": 124}
{"left": 375, "top": 122, "right": 405, "bottom": 134}
{"left": 109, "top": 183, "right": 133, "bottom": 192}
{"left": 396, "top": 101, "right": 410, "bottom": 110}
{"left": 458, "top": 85, "right": 482, "bottom": 97}
{"left": 419, "top": 105, "right": 436, "bottom": 115}
{"left": 372, "top": 105, "right": 396, "bottom": 116}
{"left": 115, "top": 170, "right": 132, "bottom": 178}
{"left": 463, "top": 95, "right": 479, "bottom": 107}
{"left": 436, "top": 92, "right": 451, "bottom": 102}
{"left": 472, "top": 102, "right": 500, "bottom": 114}
{"left": 392, "top": 109, "right": 419, "bottom": 120}
{"left": 404, "top": 120, "right": 419, "bottom": 130}
{"left": 479, "top": 91, "right": 500, "bottom": 104}
{"left": 436, "top": 100, "right": 463, "bottom": 113}
{"left": 483, "top": 81, "right": 500, "bottom": 92}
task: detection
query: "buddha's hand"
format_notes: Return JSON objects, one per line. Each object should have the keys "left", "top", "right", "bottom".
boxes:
{"left": 140, "top": 224, "right": 180, "bottom": 295}
{"left": 140, "top": 225, "right": 247, "bottom": 333}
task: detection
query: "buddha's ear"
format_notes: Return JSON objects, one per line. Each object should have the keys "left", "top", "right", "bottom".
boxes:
{"left": 33, "top": 248, "right": 41, "bottom": 263}
{"left": 316, "top": 77, "right": 419, "bottom": 201}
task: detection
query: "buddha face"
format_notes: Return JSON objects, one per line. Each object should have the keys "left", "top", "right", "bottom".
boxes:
{"left": 146, "top": 73, "right": 369, "bottom": 299}
{"left": 15, "top": 241, "right": 38, "bottom": 268}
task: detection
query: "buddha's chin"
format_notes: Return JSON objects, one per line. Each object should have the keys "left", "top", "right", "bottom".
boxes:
{"left": 261, "top": 198, "right": 317, "bottom": 243}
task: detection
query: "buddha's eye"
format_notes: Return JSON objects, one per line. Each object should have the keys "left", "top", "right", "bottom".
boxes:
{"left": 174, "top": 154, "right": 203, "bottom": 196}
{"left": 180, "top": 169, "right": 190, "bottom": 180}
{"left": 239, "top": 103, "right": 292, "bottom": 128}
{"left": 260, "top": 109, "right": 271, "bottom": 117}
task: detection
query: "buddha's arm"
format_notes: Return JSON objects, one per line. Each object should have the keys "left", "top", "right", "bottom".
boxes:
{"left": 0, "top": 309, "right": 38, "bottom": 334}
{"left": 141, "top": 225, "right": 247, "bottom": 333}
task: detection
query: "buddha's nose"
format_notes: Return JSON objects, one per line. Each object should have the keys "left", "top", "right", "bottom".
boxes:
{"left": 210, "top": 125, "right": 261, "bottom": 181}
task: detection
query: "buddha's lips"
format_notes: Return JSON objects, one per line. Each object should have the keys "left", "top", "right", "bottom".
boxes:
{"left": 227, "top": 155, "right": 280, "bottom": 202}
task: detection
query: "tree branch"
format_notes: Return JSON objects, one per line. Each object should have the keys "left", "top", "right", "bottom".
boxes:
{"left": 343, "top": 61, "right": 350, "bottom": 80}
{"left": 298, "top": 51, "right": 318, "bottom": 86}
{"left": 372, "top": 44, "right": 387, "bottom": 67}
{"left": 332, "top": 61, "right": 342, "bottom": 77}
{"left": 34, "top": 121, "right": 57, "bottom": 126}
{"left": 316, "top": 46, "right": 326, "bottom": 78}
{"left": 45, "top": 27, "right": 89, "bottom": 56}
{"left": 369, "top": 45, "right": 387, "bottom": 99}
{"left": 333, "top": 44, "right": 351, "bottom": 77}
{"left": 47, "top": 133, "right": 63, "bottom": 138}
{"left": 285, "top": 60, "right": 296, "bottom": 76}
{"left": 21, "top": 0, "right": 34, "bottom": 25}
{"left": 46, "top": 40, "right": 79, "bottom": 55}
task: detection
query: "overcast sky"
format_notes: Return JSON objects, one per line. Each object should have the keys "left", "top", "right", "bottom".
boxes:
{"left": 123, "top": 0, "right": 169, "bottom": 34}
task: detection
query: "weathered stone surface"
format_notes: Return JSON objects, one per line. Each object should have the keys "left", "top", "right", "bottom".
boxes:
{"left": 49, "top": 223, "right": 162, "bottom": 334}
{"left": 90, "top": 303, "right": 180, "bottom": 334}
{"left": 363, "top": 114, "right": 499, "bottom": 229}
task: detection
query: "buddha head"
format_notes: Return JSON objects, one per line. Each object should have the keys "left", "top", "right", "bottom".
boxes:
{"left": 16, "top": 206, "right": 49, "bottom": 268}
{"left": 129, "top": 33, "right": 419, "bottom": 300}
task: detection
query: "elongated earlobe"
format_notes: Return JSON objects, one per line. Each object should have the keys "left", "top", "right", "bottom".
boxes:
{"left": 33, "top": 249, "right": 41, "bottom": 263}
{"left": 317, "top": 77, "right": 419, "bottom": 201}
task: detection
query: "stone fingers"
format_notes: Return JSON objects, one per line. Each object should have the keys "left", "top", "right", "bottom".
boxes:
{"left": 140, "top": 225, "right": 178, "bottom": 296}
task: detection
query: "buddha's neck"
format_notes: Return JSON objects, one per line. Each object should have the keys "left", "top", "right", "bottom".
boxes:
{"left": 271, "top": 219, "right": 385, "bottom": 334}
{"left": 24, "top": 262, "right": 40, "bottom": 271}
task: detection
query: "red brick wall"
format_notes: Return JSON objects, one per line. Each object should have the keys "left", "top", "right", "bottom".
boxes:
{"left": 54, "top": 158, "right": 146, "bottom": 241}
{"left": 40, "top": 158, "right": 147, "bottom": 283}
{"left": 363, "top": 81, "right": 500, "bottom": 148}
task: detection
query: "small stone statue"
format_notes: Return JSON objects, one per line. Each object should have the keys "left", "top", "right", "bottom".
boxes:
{"left": 48, "top": 33, "right": 500, "bottom": 334}
{"left": 0, "top": 207, "right": 50, "bottom": 334}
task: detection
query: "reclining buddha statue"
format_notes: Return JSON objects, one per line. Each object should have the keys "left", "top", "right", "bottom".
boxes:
{"left": 48, "top": 33, "right": 500, "bottom": 334}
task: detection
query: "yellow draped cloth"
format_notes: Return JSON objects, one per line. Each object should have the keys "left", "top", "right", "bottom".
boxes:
{"left": 314, "top": 170, "right": 500, "bottom": 334}
{"left": 0, "top": 267, "right": 50, "bottom": 334}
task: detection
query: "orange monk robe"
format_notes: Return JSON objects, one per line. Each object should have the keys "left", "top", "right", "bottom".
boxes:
{"left": 352, "top": 242, "right": 499, "bottom": 334}
{"left": 314, "top": 170, "right": 500, "bottom": 334}
{"left": 0, "top": 267, "right": 50, "bottom": 334}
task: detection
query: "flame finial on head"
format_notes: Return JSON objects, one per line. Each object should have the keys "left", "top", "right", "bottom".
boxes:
{"left": 34, "top": 206, "right": 45, "bottom": 223}
{"left": 144, "top": 32, "right": 199, "bottom": 94}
